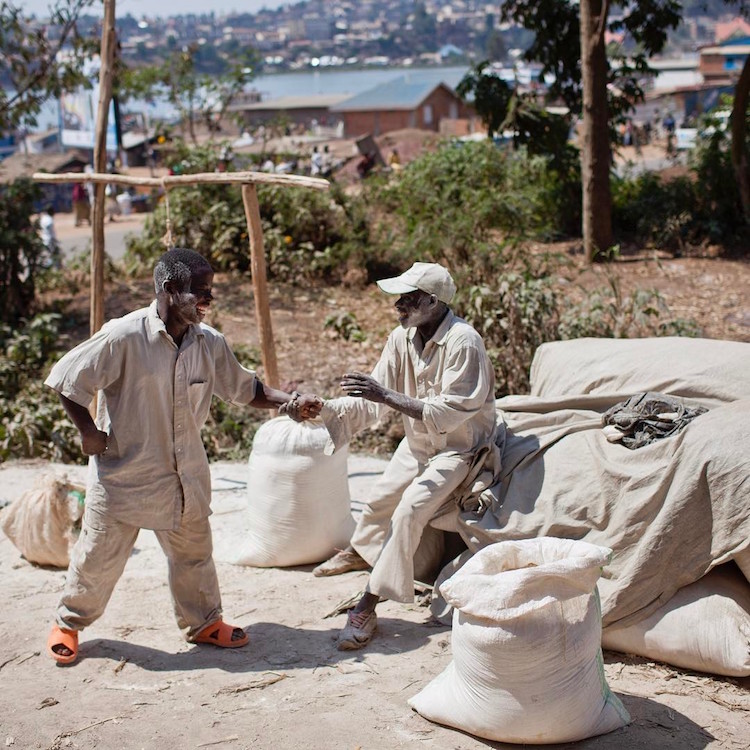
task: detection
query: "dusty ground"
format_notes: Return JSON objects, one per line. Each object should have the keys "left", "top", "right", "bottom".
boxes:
{"left": 1, "top": 459, "right": 749, "bottom": 750}
{"left": 5, "top": 142, "right": 749, "bottom": 748}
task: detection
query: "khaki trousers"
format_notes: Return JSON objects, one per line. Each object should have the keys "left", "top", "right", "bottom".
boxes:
{"left": 55, "top": 505, "right": 221, "bottom": 640}
{"left": 351, "top": 439, "right": 471, "bottom": 603}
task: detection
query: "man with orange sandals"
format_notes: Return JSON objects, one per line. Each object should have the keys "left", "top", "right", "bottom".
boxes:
{"left": 44, "top": 248, "right": 321, "bottom": 664}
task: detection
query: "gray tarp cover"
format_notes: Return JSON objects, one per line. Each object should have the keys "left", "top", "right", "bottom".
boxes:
{"left": 455, "top": 337, "right": 750, "bottom": 629}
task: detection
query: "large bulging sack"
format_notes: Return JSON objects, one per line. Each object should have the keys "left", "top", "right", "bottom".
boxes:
{"left": 232, "top": 417, "right": 354, "bottom": 567}
{"left": 409, "top": 538, "right": 630, "bottom": 745}
{"left": 0, "top": 474, "right": 84, "bottom": 568}
{"left": 602, "top": 563, "right": 750, "bottom": 677}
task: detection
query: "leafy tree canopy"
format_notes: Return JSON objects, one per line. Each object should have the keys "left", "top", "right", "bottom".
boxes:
{"left": 0, "top": 0, "right": 96, "bottom": 133}
{"left": 500, "top": 0, "right": 683, "bottom": 117}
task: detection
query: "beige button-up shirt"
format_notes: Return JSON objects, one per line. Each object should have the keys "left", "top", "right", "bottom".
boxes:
{"left": 45, "top": 301, "right": 257, "bottom": 530}
{"left": 322, "top": 311, "right": 496, "bottom": 462}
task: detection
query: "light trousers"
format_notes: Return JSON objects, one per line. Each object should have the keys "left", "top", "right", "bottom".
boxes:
{"left": 351, "top": 438, "right": 471, "bottom": 603}
{"left": 55, "top": 505, "right": 221, "bottom": 640}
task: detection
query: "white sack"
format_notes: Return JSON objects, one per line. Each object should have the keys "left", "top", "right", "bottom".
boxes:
{"left": 602, "top": 564, "right": 750, "bottom": 677}
{"left": 410, "top": 538, "right": 630, "bottom": 745}
{"left": 0, "top": 473, "right": 84, "bottom": 568}
{"left": 232, "top": 417, "right": 354, "bottom": 567}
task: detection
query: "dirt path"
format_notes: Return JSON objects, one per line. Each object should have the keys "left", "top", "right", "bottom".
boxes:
{"left": 1, "top": 459, "right": 748, "bottom": 750}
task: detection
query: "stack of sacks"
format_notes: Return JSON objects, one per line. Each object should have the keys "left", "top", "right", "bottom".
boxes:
{"left": 602, "top": 562, "right": 750, "bottom": 677}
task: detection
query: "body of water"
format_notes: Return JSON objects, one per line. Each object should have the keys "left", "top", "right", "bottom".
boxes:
{"left": 251, "top": 65, "right": 469, "bottom": 98}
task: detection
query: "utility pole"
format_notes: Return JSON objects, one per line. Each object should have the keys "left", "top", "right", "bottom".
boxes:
{"left": 91, "top": 0, "right": 116, "bottom": 335}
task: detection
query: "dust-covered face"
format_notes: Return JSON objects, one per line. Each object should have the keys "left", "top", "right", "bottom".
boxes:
{"left": 394, "top": 289, "right": 435, "bottom": 329}
{"left": 170, "top": 268, "right": 214, "bottom": 325}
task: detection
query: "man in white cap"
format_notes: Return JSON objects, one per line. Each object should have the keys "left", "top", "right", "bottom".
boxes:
{"left": 315, "top": 262, "right": 497, "bottom": 650}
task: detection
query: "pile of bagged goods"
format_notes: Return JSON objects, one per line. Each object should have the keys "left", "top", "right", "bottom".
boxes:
{"left": 2, "top": 335, "right": 748, "bottom": 745}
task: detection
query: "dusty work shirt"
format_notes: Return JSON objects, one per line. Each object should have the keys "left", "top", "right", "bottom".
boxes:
{"left": 44, "top": 301, "right": 257, "bottom": 530}
{"left": 322, "top": 311, "right": 497, "bottom": 462}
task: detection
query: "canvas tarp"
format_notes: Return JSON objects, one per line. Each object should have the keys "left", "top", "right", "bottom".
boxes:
{"left": 454, "top": 337, "right": 750, "bottom": 630}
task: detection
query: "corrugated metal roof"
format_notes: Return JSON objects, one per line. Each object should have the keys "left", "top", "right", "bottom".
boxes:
{"left": 227, "top": 94, "right": 350, "bottom": 112}
{"left": 700, "top": 44, "right": 750, "bottom": 55}
{"left": 331, "top": 77, "right": 455, "bottom": 112}
{"left": 0, "top": 150, "right": 88, "bottom": 184}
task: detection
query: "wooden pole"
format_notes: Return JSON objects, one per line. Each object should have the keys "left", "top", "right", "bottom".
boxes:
{"left": 33, "top": 171, "right": 330, "bottom": 191}
{"left": 241, "top": 183, "right": 279, "bottom": 390}
{"left": 91, "top": 0, "right": 117, "bottom": 335}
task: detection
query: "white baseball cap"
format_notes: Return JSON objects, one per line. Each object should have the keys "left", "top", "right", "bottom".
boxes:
{"left": 376, "top": 262, "right": 456, "bottom": 304}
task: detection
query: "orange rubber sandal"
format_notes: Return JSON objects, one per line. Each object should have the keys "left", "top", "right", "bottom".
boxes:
{"left": 193, "top": 620, "right": 249, "bottom": 649}
{"left": 47, "top": 625, "right": 79, "bottom": 665}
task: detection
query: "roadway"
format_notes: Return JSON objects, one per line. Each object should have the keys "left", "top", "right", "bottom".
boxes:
{"left": 55, "top": 210, "right": 149, "bottom": 263}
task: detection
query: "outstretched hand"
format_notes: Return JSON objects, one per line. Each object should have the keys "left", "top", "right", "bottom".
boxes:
{"left": 340, "top": 371, "right": 387, "bottom": 403}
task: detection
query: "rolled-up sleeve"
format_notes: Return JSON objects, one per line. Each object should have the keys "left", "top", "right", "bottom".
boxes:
{"left": 422, "top": 344, "right": 493, "bottom": 437}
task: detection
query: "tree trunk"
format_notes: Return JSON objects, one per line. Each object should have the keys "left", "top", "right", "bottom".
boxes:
{"left": 579, "top": 0, "right": 613, "bottom": 262}
{"left": 730, "top": 55, "right": 750, "bottom": 223}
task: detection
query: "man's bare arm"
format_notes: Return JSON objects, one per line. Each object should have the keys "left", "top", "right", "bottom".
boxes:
{"left": 340, "top": 371, "right": 424, "bottom": 420}
{"left": 58, "top": 393, "right": 108, "bottom": 455}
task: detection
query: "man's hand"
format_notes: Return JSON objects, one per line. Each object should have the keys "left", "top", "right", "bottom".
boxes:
{"left": 341, "top": 371, "right": 424, "bottom": 420}
{"left": 80, "top": 427, "right": 109, "bottom": 456}
{"left": 340, "top": 372, "right": 387, "bottom": 403}
{"left": 279, "top": 393, "right": 323, "bottom": 422}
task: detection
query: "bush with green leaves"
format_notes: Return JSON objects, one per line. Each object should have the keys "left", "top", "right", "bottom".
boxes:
{"left": 453, "top": 247, "right": 700, "bottom": 396}
{"left": 200, "top": 344, "right": 265, "bottom": 461}
{"left": 0, "top": 313, "right": 81, "bottom": 462}
{"left": 688, "top": 109, "right": 748, "bottom": 245}
{"left": 612, "top": 103, "right": 749, "bottom": 250}
{"left": 324, "top": 311, "right": 367, "bottom": 342}
{"left": 0, "top": 178, "right": 47, "bottom": 326}
{"left": 611, "top": 170, "right": 697, "bottom": 251}
{"left": 456, "top": 264, "right": 561, "bottom": 396}
{"left": 125, "top": 140, "right": 377, "bottom": 282}
{"left": 372, "top": 140, "right": 569, "bottom": 269}
{"left": 559, "top": 281, "right": 701, "bottom": 340}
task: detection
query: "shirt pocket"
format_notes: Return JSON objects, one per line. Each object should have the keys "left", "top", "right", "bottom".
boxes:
{"left": 188, "top": 379, "right": 212, "bottom": 415}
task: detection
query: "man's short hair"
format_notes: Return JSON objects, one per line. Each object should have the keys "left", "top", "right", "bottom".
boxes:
{"left": 154, "top": 248, "right": 212, "bottom": 294}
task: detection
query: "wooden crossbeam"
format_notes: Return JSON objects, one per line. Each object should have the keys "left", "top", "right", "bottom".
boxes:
{"left": 34, "top": 168, "right": 330, "bottom": 389}
{"left": 33, "top": 171, "right": 330, "bottom": 190}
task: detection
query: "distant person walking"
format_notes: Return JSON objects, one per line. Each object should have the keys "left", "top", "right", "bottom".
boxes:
{"left": 39, "top": 204, "right": 61, "bottom": 269}
{"left": 310, "top": 145, "right": 323, "bottom": 176}
{"left": 72, "top": 182, "right": 91, "bottom": 227}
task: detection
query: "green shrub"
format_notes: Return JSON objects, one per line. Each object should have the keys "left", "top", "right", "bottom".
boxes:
{"left": 611, "top": 170, "right": 697, "bottom": 251}
{"left": 0, "top": 313, "right": 82, "bottom": 462}
{"left": 457, "top": 270, "right": 561, "bottom": 396}
{"left": 200, "top": 344, "right": 264, "bottom": 461}
{"left": 612, "top": 102, "right": 749, "bottom": 250}
{"left": 373, "top": 141, "right": 565, "bottom": 267}
{"left": 125, "top": 140, "right": 377, "bottom": 282}
{"left": 0, "top": 178, "right": 46, "bottom": 326}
